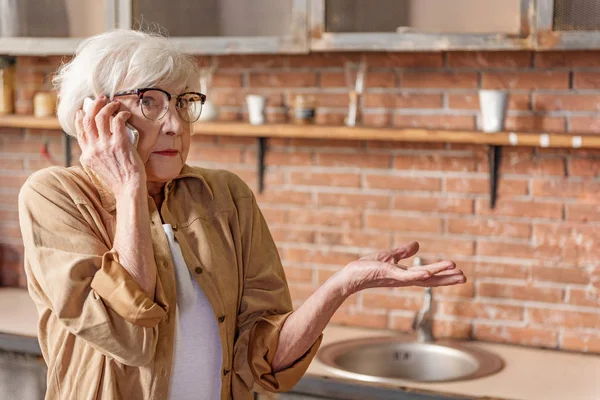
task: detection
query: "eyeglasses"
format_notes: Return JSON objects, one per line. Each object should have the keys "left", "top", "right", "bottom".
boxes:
{"left": 113, "top": 88, "right": 206, "bottom": 123}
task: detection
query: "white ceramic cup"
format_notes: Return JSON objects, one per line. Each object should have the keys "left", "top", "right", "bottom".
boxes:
{"left": 479, "top": 90, "right": 508, "bottom": 133}
{"left": 246, "top": 95, "right": 266, "bottom": 125}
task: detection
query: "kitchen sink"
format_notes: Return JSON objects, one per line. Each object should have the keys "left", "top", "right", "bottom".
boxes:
{"left": 317, "top": 336, "right": 504, "bottom": 384}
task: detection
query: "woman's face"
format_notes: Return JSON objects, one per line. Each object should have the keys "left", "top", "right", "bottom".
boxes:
{"left": 115, "top": 86, "right": 191, "bottom": 186}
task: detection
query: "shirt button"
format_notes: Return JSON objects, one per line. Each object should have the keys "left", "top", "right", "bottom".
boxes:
{"left": 223, "top": 369, "right": 230, "bottom": 376}
{"left": 194, "top": 267, "right": 203, "bottom": 274}
{"left": 218, "top": 315, "right": 225, "bottom": 323}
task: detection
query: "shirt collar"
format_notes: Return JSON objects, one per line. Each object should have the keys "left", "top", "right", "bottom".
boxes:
{"left": 83, "top": 163, "right": 214, "bottom": 213}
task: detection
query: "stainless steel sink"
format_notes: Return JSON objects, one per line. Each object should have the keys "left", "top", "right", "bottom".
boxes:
{"left": 317, "top": 336, "right": 504, "bottom": 384}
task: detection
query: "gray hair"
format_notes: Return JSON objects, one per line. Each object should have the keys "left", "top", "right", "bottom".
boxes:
{"left": 53, "top": 29, "right": 201, "bottom": 136}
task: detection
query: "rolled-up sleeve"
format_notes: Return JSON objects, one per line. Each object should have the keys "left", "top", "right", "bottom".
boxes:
{"left": 233, "top": 193, "right": 321, "bottom": 393}
{"left": 18, "top": 174, "right": 167, "bottom": 366}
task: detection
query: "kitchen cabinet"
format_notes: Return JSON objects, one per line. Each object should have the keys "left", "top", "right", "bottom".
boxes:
{"left": 308, "top": 0, "right": 533, "bottom": 51}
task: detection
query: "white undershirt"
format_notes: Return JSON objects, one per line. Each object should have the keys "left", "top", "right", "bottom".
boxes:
{"left": 162, "top": 224, "right": 223, "bottom": 400}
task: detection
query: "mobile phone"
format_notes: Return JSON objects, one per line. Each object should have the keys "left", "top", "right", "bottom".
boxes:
{"left": 83, "top": 97, "right": 139, "bottom": 149}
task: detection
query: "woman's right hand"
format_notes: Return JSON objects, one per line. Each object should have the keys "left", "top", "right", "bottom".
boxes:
{"left": 75, "top": 95, "right": 146, "bottom": 197}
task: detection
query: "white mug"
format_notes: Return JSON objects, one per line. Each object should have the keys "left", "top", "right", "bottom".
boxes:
{"left": 246, "top": 95, "right": 266, "bottom": 125}
{"left": 479, "top": 90, "right": 508, "bottom": 133}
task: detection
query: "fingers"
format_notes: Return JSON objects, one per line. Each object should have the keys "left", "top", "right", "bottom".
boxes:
{"left": 75, "top": 110, "right": 87, "bottom": 145}
{"left": 389, "top": 242, "right": 419, "bottom": 263}
{"left": 111, "top": 110, "right": 132, "bottom": 144}
{"left": 418, "top": 273, "right": 467, "bottom": 287}
{"left": 413, "top": 260, "right": 456, "bottom": 276}
{"left": 95, "top": 100, "right": 121, "bottom": 139}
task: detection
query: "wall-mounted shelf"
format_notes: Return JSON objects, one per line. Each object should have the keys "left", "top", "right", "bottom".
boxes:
{"left": 2, "top": 115, "right": 599, "bottom": 209}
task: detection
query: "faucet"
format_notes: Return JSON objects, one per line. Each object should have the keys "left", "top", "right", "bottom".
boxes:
{"left": 411, "top": 257, "right": 435, "bottom": 342}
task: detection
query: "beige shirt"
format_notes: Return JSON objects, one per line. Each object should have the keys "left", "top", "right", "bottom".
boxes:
{"left": 18, "top": 164, "right": 321, "bottom": 400}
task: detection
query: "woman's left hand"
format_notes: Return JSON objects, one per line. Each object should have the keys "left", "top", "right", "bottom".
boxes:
{"left": 340, "top": 241, "right": 466, "bottom": 296}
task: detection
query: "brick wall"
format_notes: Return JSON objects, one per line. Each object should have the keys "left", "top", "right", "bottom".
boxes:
{"left": 1, "top": 51, "right": 599, "bottom": 353}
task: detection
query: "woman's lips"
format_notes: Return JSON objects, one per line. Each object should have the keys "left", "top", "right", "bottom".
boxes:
{"left": 154, "top": 149, "right": 179, "bottom": 157}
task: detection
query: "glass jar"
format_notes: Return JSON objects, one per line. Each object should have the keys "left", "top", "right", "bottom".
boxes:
{"left": 292, "top": 94, "right": 316, "bottom": 125}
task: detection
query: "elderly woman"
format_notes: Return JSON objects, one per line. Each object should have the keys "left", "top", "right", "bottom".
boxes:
{"left": 18, "top": 30, "right": 466, "bottom": 400}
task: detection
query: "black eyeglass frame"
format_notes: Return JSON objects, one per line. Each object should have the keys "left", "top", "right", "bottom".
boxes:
{"left": 113, "top": 87, "right": 207, "bottom": 122}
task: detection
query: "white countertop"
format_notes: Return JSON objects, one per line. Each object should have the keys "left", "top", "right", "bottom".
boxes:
{"left": 310, "top": 325, "right": 600, "bottom": 400}
{"left": 2, "top": 288, "right": 600, "bottom": 400}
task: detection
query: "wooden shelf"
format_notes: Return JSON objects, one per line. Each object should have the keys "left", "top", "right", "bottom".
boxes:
{"left": 2, "top": 115, "right": 600, "bottom": 149}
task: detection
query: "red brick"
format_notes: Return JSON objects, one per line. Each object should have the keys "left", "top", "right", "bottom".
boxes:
{"left": 246, "top": 150, "right": 312, "bottom": 166}
{"left": 288, "top": 53, "right": 360, "bottom": 68}
{"left": 0, "top": 174, "right": 29, "bottom": 189}
{"left": 331, "top": 307, "right": 388, "bottom": 329}
{"left": 288, "top": 138, "right": 363, "bottom": 149}
{"left": 569, "top": 158, "right": 600, "bottom": 177}
{"left": 447, "top": 51, "right": 532, "bottom": 68}
{"left": 318, "top": 192, "right": 390, "bottom": 209}
{"left": 473, "top": 324, "right": 558, "bottom": 348}
{"left": 256, "top": 190, "right": 313, "bottom": 205}
{"left": 448, "top": 92, "right": 530, "bottom": 111}
{"left": 389, "top": 314, "right": 415, "bottom": 332}
{"left": 249, "top": 72, "right": 317, "bottom": 88}
{"left": 286, "top": 248, "right": 359, "bottom": 266}
{"left": 562, "top": 331, "right": 600, "bottom": 353}
{"left": 446, "top": 177, "right": 529, "bottom": 196}
{"left": 316, "top": 268, "right": 342, "bottom": 285}
{"left": 395, "top": 154, "right": 476, "bottom": 172}
{"left": 365, "top": 212, "right": 442, "bottom": 233}
{"left": 365, "top": 174, "right": 442, "bottom": 191}
{"left": 260, "top": 207, "right": 287, "bottom": 225}
{"left": 490, "top": 154, "right": 566, "bottom": 176}
{"left": 288, "top": 283, "right": 317, "bottom": 303}
{"left": 478, "top": 282, "right": 564, "bottom": 303}
{"left": 192, "top": 147, "right": 243, "bottom": 164}
{"left": 569, "top": 116, "right": 600, "bottom": 134}
{"left": 393, "top": 114, "right": 476, "bottom": 130}
{"left": 532, "top": 266, "right": 589, "bottom": 285}
{"left": 529, "top": 308, "right": 600, "bottom": 330}
{"left": 401, "top": 72, "right": 478, "bottom": 89}
{"left": 288, "top": 209, "right": 362, "bottom": 229}
{"left": 289, "top": 171, "right": 360, "bottom": 188}
{"left": 566, "top": 203, "right": 600, "bottom": 222}
{"left": 534, "top": 94, "right": 600, "bottom": 112}
{"left": 215, "top": 110, "right": 242, "bottom": 122}
{"left": 434, "top": 281, "right": 475, "bottom": 298}
{"left": 315, "top": 231, "right": 391, "bottom": 250}
{"left": 394, "top": 235, "right": 475, "bottom": 257}
{"left": 270, "top": 227, "right": 315, "bottom": 244}
{"left": 504, "top": 116, "right": 566, "bottom": 133}
{"left": 534, "top": 51, "right": 600, "bottom": 68}
{"left": 447, "top": 218, "right": 531, "bottom": 238}
{"left": 365, "top": 52, "right": 444, "bottom": 68}
{"left": 367, "top": 141, "right": 446, "bottom": 151}
{"left": 0, "top": 191, "right": 19, "bottom": 206}
{"left": 216, "top": 54, "right": 285, "bottom": 69}
{"left": 568, "top": 288, "right": 600, "bottom": 308}
{"left": 211, "top": 72, "right": 243, "bottom": 88}
{"left": 533, "top": 223, "right": 599, "bottom": 264}
{"left": 439, "top": 301, "right": 523, "bottom": 321}
{"left": 0, "top": 209, "right": 19, "bottom": 223}
{"left": 475, "top": 262, "right": 531, "bottom": 280}
{"left": 573, "top": 71, "right": 600, "bottom": 89}
{"left": 362, "top": 292, "right": 423, "bottom": 311}
{"left": 0, "top": 158, "right": 24, "bottom": 170}
{"left": 363, "top": 93, "right": 443, "bottom": 109}
{"left": 317, "top": 153, "right": 391, "bottom": 169}
{"left": 477, "top": 240, "right": 537, "bottom": 260}
{"left": 362, "top": 112, "right": 391, "bottom": 127}
{"left": 283, "top": 266, "right": 313, "bottom": 283}
{"left": 532, "top": 179, "right": 600, "bottom": 199}
{"left": 393, "top": 196, "right": 474, "bottom": 214}
{"left": 320, "top": 70, "right": 399, "bottom": 89}
{"left": 315, "top": 112, "right": 346, "bottom": 126}
{"left": 482, "top": 71, "right": 569, "bottom": 90}
{"left": 476, "top": 199, "right": 563, "bottom": 219}
{"left": 432, "top": 319, "right": 472, "bottom": 339}
{"left": 210, "top": 89, "right": 283, "bottom": 107}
